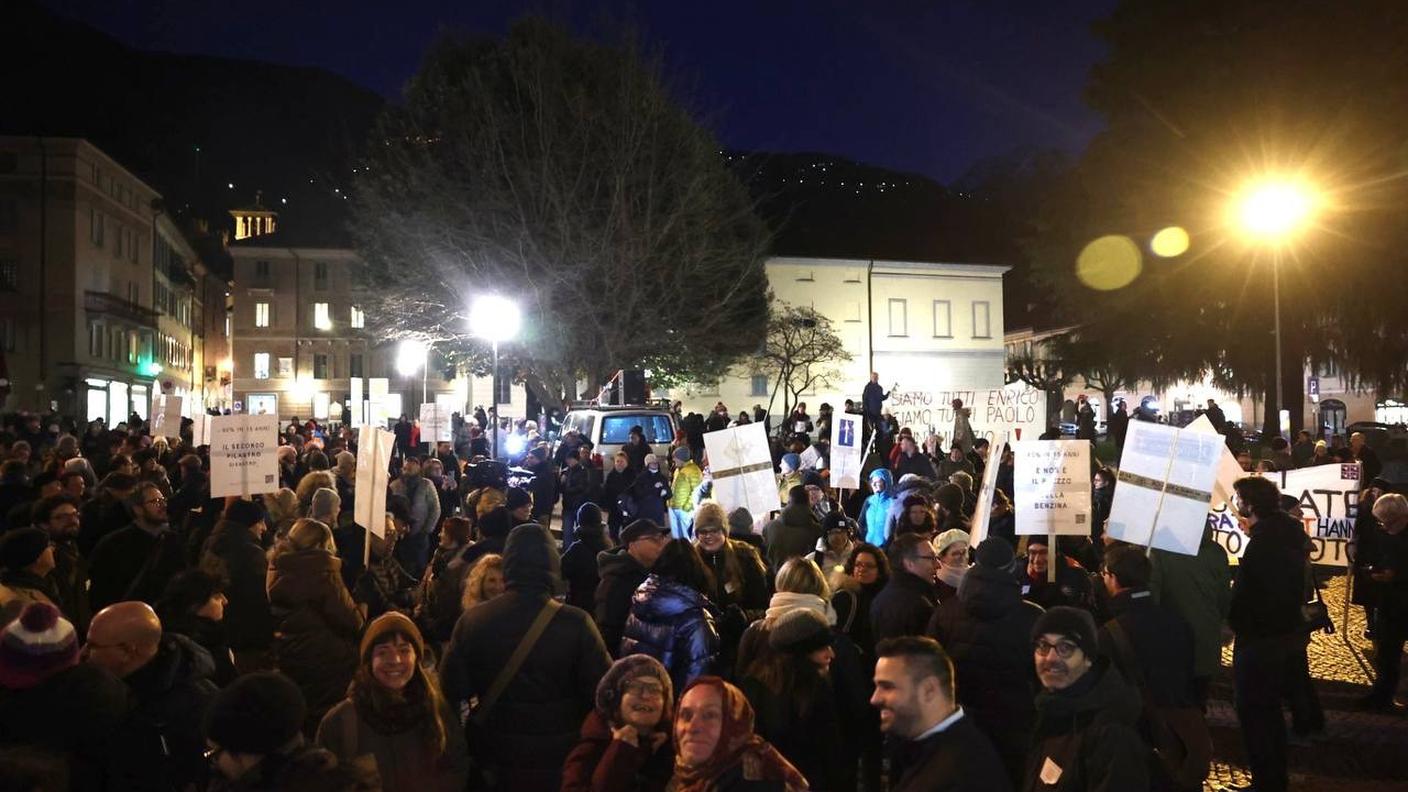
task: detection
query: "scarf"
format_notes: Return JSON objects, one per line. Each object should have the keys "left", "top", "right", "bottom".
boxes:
{"left": 670, "top": 677, "right": 808, "bottom": 792}
{"left": 937, "top": 564, "right": 968, "bottom": 590}
{"left": 764, "top": 592, "right": 837, "bottom": 626}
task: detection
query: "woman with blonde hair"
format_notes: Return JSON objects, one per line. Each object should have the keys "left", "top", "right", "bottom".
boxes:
{"left": 264, "top": 487, "right": 299, "bottom": 539}
{"left": 296, "top": 470, "right": 337, "bottom": 514}
{"left": 316, "top": 612, "right": 468, "bottom": 791}
{"left": 267, "top": 517, "right": 363, "bottom": 732}
{"left": 460, "top": 553, "right": 506, "bottom": 611}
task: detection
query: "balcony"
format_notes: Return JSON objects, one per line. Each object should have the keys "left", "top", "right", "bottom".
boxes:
{"left": 84, "top": 291, "right": 158, "bottom": 328}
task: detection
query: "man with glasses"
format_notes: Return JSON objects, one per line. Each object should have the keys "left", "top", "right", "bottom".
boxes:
{"left": 87, "top": 481, "right": 185, "bottom": 610}
{"left": 33, "top": 494, "right": 91, "bottom": 634}
{"left": 1026, "top": 606, "right": 1148, "bottom": 791}
{"left": 871, "top": 533, "right": 941, "bottom": 642}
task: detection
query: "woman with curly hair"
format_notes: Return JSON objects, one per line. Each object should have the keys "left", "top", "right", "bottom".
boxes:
{"left": 460, "top": 553, "right": 506, "bottom": 611}
{"left": 562, "top": 654, "right": 675, "bottom": 792}
{"left": 316, "top": 612, "right": 467, "bottom": 791}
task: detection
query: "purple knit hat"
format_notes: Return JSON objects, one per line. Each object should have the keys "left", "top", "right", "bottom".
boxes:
{"left": 0, "top": 602, "right": 80, "bottom": 689}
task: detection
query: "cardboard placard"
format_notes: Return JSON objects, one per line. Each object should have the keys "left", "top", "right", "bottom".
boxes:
{"left": 704, "top": 423, "right": 779, "bottom": 517}
{"left": 1106, "top": 421, "right": 1224, "bottom": 556}
{"left": 1014, "top": 440, "right": 1092, "bottom": 536}
{"left": 209, "top": 415, "right": 280, "bottom": 498}
{"left": 354, "top": 426, "right": 395, "bottom": 538}
{"left": 831, "top": 413, "right": 864, "bottom": 490}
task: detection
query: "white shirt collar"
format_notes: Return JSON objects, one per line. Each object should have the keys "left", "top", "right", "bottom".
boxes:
{"left": 913, "top": 706, "right": 965, "bottom": 741}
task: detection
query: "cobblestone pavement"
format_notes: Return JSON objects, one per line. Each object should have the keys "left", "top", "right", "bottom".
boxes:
{"left": 1203, "top": 573, "right": 1408, "bottom": 791}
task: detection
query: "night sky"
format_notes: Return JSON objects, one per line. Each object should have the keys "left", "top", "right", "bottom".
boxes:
{"left": 42, "top": 0, "right": 1118, "bottom": 183}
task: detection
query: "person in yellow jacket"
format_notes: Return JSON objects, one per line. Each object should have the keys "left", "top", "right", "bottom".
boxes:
{"left": 669, "top": 447, "right": 704, "bottom": 540}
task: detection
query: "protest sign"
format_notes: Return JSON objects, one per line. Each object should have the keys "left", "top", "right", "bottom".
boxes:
{"left": 209, "top": 415, "right": 279, "bottom": 498}
{"left": 969, "top": 430, "right": 1008, "bottom": 545}
{"left": 704, "top": 423, "right": 779, "bottom": 518}
{"left": 1208, "top": 463, "right": 1360, "bottom": 566}
{"left": 830, "top": 413, "right": 864, "bottom": 490}
{"left": 191, "top": 413, "right": 213, "bottom": 447}
{"left": 349, "top": 377, "right": 364, "bottom": 427}
{"left": 368, "top": 378, "right": 390, "bottom": 427}
{"left": 152, "top": 394, "right": 183, "bottom": 439}
{"left": 355, "top": 425, "right": 395, "bottom": 539}
{"left": 419, "top": 402, "right": 453, "bottom": 444}
{"left": 1106, "top": 421, "right": 1224, "bottom": 556}
{"left": 886, "top": 382, "right": 1045, "bottom": 449}
{"left": 1015, "top": 440, "right": 1092, "bottom": 536}
{"left": 1185, "top": 415, "right": 1242, "bottom": 508}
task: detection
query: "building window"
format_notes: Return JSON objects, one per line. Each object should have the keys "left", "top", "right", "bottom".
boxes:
{"left": 349, "top": 353, "right": 364, "bottom": 378}
{"left": 887, "top": 298, "right": 907, "bottom": 337}
{"left": 114, "top": 224, "right": 123, "bottom": 258}
{"left": 494, "top": 372, "right": 512, "bottom": 405}
{"left": 313, "top": 302, "right": 331, "bottom": 330}
{"left": 0, "top": 319, "right": 15, "bottom": 352}
{"left": 254, "top": 353, "right": 270, "bottom": 380}
{"left": 255, "top": 302, "right": 270, "bottom": 327}
{"left": 932, "top": 300, "right": 952, "bottom": 338}
{"left": 972, "top": 301, "right": 991, "bottom": 339}
{"left": 843, "top": 301, "right": 861, "bottom": 323}
{"left": 750, "top": 374, "right": 770, "bottom": 397}
{"left": 0, "top": 257, "right": 16, "bottom": 291}
{"left": 128, "top": 332, "right": 139, "bottom": 364}
{"left": 128, "top": 282, "right": 138, "bottom": 306}
{"left": 314, "top": 261, "right": 328, "bottom": 290}
{"left": 843, "top": 269, "right": 862, "bottom": 283}
{"left": 278, "top": 357, "right": 294, "bottom": 378}
{"left": 350, "top": 305, "right": 365, "bottom": 328}
{"left": 795, "top": 270, "right": 814, "bottom": 282}
{"left": 90, "top": 208, "right": 104, "bottom": 247}
{"left": 255, "top": 260, "right": 270, "bottom": 279}
{"left": 88, "top": 321, "right": 103, "bottom": 357}
{"left": 313, "top": 354, "right": 329, "bottom": 380}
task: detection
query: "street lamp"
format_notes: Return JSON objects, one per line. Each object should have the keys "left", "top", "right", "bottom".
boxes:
{"left": 1231, "top": 177, "right": 1319, "bottom": 436}
{"left": 468, "top": 295, "right": 521, "bottom": 460}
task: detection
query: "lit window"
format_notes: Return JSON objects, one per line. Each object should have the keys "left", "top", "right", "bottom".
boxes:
{"left": 350, "top": 305, "right": 365, "bottom": 329}
{"left": 314, "top": 302, "right": 331, "bottom": 330}
{"left": 254, "top": 353, "right": 270, "bottom": 380}
{"left": 255, "top": 302, "right": 270, "bottom": 327}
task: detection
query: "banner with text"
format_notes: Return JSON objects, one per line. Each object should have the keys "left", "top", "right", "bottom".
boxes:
{"left": 209, "top": 415, "right": 280, "bottom": 498}
{"left": 1207, "top": 463, "right": 1360, "bottom": 566}
{"left": 886, "top": 382, "right": 1046, "bottom": 449}
{"left": 705, "top": 423, "right": 779, "bottom": 518}
{"left": 355, "top": 426, "right": 395, "bottom": 538}
{"left": 1015, "top": 439, "right": 1092, "bottom": 536}
{"left": 831, "top": 413, "right": 864, "bottom": 490}
{"left": 419, "top": 402, "right": 454, "bottom": 444}
{"left": 1106, "top": 421, "right": 1224, "bottom": 556}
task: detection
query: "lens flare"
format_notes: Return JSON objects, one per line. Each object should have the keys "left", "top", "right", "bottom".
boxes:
{"left": 1076, "top": 235, "right": 1142, "bottom": 291}
{"left": 1150, "top": 226, "right": 1190, "bottom": 258}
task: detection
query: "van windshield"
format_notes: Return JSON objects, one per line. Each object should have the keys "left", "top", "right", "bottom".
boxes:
{"left": 601, "top": 414, "right": 673, "bottom": 444}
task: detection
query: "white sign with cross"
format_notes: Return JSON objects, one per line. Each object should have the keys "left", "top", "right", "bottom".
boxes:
{"left": 1106, "top": 420, "right": 1225, "bottom": 556}
{"left": 703, "top": 423, "right": 778, "bottom": 517}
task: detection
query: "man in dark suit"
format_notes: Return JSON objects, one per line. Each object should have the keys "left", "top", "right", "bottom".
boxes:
{"left": 870, "top": 636, "right": 1011, "bottom": 792}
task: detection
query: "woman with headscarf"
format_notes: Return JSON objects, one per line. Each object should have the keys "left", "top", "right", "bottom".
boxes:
{"left": 316, "top": 612, "right": 467, "bottom": 791}
{"left": 932, "top": 528, "right": 971, "bottom": 601}
{"left": 562, "top": 654, "right": 675, "bottom": 792}
{"left": 671, "top": 676, "right": 808, "bottom": 792}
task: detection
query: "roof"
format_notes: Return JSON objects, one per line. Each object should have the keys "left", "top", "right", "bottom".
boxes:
{"left": 229, "top": 226, "right": 354, "bottom": 251}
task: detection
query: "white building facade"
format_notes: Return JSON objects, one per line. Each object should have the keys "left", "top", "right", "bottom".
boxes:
{"left": 669, "top": 256, "right": 1009, "bottom": 416}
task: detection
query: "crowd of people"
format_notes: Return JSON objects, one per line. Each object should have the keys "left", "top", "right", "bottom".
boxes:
{"left": 0, "top": 388, "right": 1404, "bottom": 792}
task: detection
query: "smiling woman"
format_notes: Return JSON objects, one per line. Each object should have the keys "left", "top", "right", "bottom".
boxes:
{"left": 562, "top": 654, "right": 677, "bottom": 792}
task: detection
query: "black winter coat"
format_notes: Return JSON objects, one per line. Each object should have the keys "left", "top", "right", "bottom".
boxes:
{"left": 871, "top": 570, "right": 939, "bottom": 642}
{"left": 204, "top": 523, "right": 274, "bottom": 650}
{"left": 0, "top": 663, "right": 131, "bottom": 790}
{"left": 620, "top": 575, "right": 720, "bottom": 692}
{"left": 595, "top": 547, "right": 651, "bottom": 656}
{"left": 740, "top": 672, "right": 843, "bottom": 791}
{"left": 562, "top": 533, "right": 611, "bottom": 612}
{"left": 763, "top": 504, "right": 821, "bottom": 574}
{"left": 889, "top": 711, "right": 1013, "bottom": 792}
{"left": 928, "top": 563, "right": 1043, "bottom": 784}
{"left": 111, "top": 634, "right": 221, "bottom": 791}
{"left": 163, "top": 612, "right": 238, "bottom": 686}
{"left": 833, "top": 579, "right": 884, "bottom": 659}
{"left": 625, "top": 469, "right": 671, "bottom": 525}
{"left": 600, "top": 468, "right": 637, "bottom": 535}
{"left": 88, "top": 524, "right": 187, "bottom": 611}
{"left": 1023, "top": 660, "right": 1148, "bottom": 792}
{"left": 1098, "top": 589, "right": 1196, "bottom": 707}
{"left": 893, "top": 451, "right": 939, "bottom": 481}
{"left": 1229, "top": 512, "right": 1305, "bottom": 639}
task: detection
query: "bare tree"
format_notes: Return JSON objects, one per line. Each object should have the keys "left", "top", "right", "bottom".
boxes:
{"left": 1006, "top": 348, "right": 1072, "bottom": 429}
{"left": 350, "top": 20, "right": 771, "bottom": 401}
{"left": 759, "top": 304, "right": 852, "bottom": 425}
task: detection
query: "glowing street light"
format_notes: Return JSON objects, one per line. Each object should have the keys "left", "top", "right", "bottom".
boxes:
{"left": 395, "top": 340, "right": 427, "bottom": 377}
{"left": 1230, "top": 176, "right": 1321, "bottom": 435}
{"left": 468, "top": 295, "right": 521, "bottom": 460}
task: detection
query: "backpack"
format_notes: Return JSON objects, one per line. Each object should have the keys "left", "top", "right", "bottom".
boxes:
{"left": 1107, "top": 620, "right": 1212, "bottom": 791}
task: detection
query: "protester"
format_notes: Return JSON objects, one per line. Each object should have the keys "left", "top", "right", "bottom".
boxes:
{"left": 32, "top": 494, "right": 91, "bottom": 634}
{"left": 670, "top": 447, "right": 704, "bottom": 540}
{"left": 156, "top": 567, "right": 237, "bottom": 686}
{"left": 871, "top": 533, "right": 941, "bottom": 642}
{"left": 203, "top": 498, "right": 274, "bottom": 672}
{"left": 460, "top": 553, "right": 506, "bottom": 612}
{"left": 812, "top": 512, "right": 858, "bottom": 576}
{"left": 871, "top": 636, "right": 1011, "bottom": 791}
{"left": 440, "top": 523, "right": 611, "bottom": 792}
{"left": 390, "top": 456, "right": 440, "bottom": 578}
{"left": 354, "top": 513, "right": 419, "bottom": 621}
{"left": 0, "top": 527, "right": 60, "bottom": 622}
{"left": 621, "top": 539, "right": 721, "bottom": 690}
{"left": 670, "top": 676, "right": 808, "bottom": 792}
{"left": 692, "top": 501, "right": 769, "bottom": 675}
{"left": 1027, "top": 606, "right": 1148, "bottom": 791}
{"left": 861, "top": 468, "right": 896, "bottom": 548}
{"left": 596, "top": 518, "right": 671, "bottom": 656}
{"left": 601, "top": 452, "right": 637, "bottom": 542}
{"left": 832, "top": 542, "right": 890, "bottom": 660}
{"left": 928, "top": 536, "right": 1042, "bottom": 785}
{"left": 1018, "top": 536, "right": 1094, "bottom": 611}
{"left": 87, "top": 481, "right": 185, "bottom": 611}
{"left": 316, "top": 612, "right": 467, "bottom": 791}
{"left": 937, "top": 445, "right": 974, "bottom": 480}
{"left": 563, "top": 503, "right": 613, "bottom": 611}
{"left": 626, "top": 454, "right": 673, "bottom": 527}
{"left": 1363, "top": 493, "right": 1408, "bottom": 713}
{"left": 86, "top": 601, "right": 219, "bottom": 790}
{"left": 562, "top": 654, "right": 676, "bottom": 792}
{"left": 268, "top": 517, "right": 365, "bottom": 732}
{"left": 764, "top": 485, "right": 822, "bottom": 574}
{"left": 1098, "top": 545, "right": 1198, "bottom": 708}
{"left": 418, "top": 515, "right": 473, "bottom": 645}
{"left": 1150, "top": 525, "right": 1232, "bottom": 707}
{"left": 933, "top": 528, "right": 970, "bottom": 601}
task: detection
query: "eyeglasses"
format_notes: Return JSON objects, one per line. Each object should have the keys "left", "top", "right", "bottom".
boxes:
{"left": 914, "top": 553, "right": 938, "bottom": 562}
{"left": 852, "top": 560, "right": 878, "bottom": 570}
{"left": 144, "top": 497, "right": 168, "bottom": 506}
{"left": 695, "top": 528, "right": 723, "bottom": 537}
{"left": 1034, "top": 639, "right": 1080, "bottom": 659}
{"left": 624, "top": 680, "right": 665, "bottom": 698}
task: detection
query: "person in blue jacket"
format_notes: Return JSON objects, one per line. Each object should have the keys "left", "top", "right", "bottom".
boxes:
{"left": 861, "top": 468, "right": 896, "bottom": 548}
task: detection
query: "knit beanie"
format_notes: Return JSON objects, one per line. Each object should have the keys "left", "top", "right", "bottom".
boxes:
{"left": 505, "top": 486, "right": 532, "bottom": 511}
{"left": 974, "top": 536, "right": 1015, "bottom": 568}
{"left": 673, "top": 447, "right": 691, "bottom": 464}
{"left": 780, "top": 453, "right": 801, "bottom": 474}
{"left": 1031, "top": 606, "right": 1099, "bottom": 657}
{"left": 595, "top": 654, "right": 673, "bottom": 725}
{"left": 576, "top": 502, "right": 604, "bottom": 532}
{"left": 204, "top": 671, "right": 307, "bottom": 755}
{"left": 768, "top": 608, "right": 833, "bottom": 655}
{"left": 821, "top": 511, "right": 856, "bottom": 536}
{"left": 359, "top": 611, "right": 425, "bottom": 662}
{"left": 0, "top": 528, "right": 50, "bottom": 571}
{"left": 933, "top": 528, "right": 970, "bottom": 557}
{"left": 728, "top": 508, "right": 754, "bottom": 535}
{"left": 0, "top": 603, "right": 79, "bottom": 689}
{"left": 309, "top": 487, "right": 340, "bottom": 521}
{"left": 224, "top": 498, "right": 264, "bottom": 528}
{"left": 935, "top": 483, "right": 963, "bottom": 515}
{"left": 801, "top": 470, "right": 824, "bottom": 489}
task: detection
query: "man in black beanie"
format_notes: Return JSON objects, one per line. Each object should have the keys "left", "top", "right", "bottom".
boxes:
{"left": 204, "top": 671, "right": 330, "bottom": 785}
{"left": 1024, "top": 606, "right": 1147, "bottom": 791}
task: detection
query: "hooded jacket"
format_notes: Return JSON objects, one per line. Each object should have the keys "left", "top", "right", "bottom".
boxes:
{"left": 929, "top": 563, "right": 1043, "bottom": 784}
{"left": 562, "top": 530, "right": 612, "bottom": 612}
{"left": 595, "top": 547, "right": 652, "bottom": 657}
{"left": 205, "top": 522, "right": 274, "bottom": 651}
{"left": 764, "top": 503, "right": 822, "bottom": 574}
{"left": 440, "top": 524, "right": 612, "bottom": 792}
{"left": 1022, "top": 660, "right": 1148, "bottom": 792}
{"left": 620, "top": 575, "right": 720, "bottom": 693}
{"left": 861, "top": 469, "right": 896, "bottom": 547}
{"left": 112, "top": 633, "right": 220, "bottom": 791}
{"left": 670, "top": 461, "right": 703, "bottom": 512}
{"left": 268, "top": 549, "right": 364, "bottom": 727}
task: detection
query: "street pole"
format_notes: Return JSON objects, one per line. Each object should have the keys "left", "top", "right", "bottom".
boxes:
{"left": 1273, "top": 250, "right": 1284, "bottom": 438}
{"left": 491, "top": 339, "right": 499, "bottom": 461}
{"left": 422, "top": 344, "right": 429, "bottom": 410}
